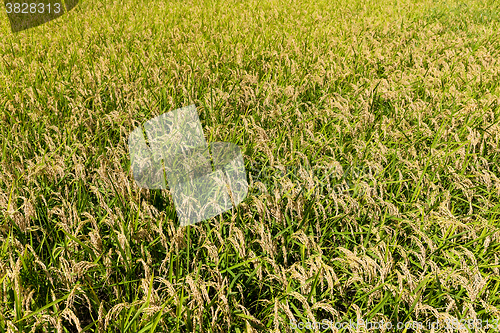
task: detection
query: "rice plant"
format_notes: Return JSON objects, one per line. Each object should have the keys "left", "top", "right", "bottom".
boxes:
{"left": 1, "top": 0, "right": 500, "bottom": 331}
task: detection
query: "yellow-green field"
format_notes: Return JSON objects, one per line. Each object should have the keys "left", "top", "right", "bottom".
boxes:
{"left": 1, "top": 0, "right": 500, "bottom": 331}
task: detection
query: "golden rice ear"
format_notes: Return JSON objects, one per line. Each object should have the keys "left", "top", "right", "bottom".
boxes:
{"left": 211, "top": 141, "right": 249, "bottom": 207}
{"left": 128, "top": 125, "right": 168, "bottom": 190}
{"left": 4, "top": 0, "right": 79, "bottom": 33}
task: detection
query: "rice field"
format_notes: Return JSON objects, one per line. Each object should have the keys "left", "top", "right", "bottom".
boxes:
{"left": 1, "top": 0, "right": 500, "bottom": 331}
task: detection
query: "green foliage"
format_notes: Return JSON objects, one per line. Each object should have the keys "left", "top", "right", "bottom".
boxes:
{"left": 0, "top": 0, "right": 500, "bottom": 331}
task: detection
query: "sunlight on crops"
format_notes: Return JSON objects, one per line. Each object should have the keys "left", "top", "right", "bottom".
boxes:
{"left": 0, "top": 0, "right": 500, "bottom": 331}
